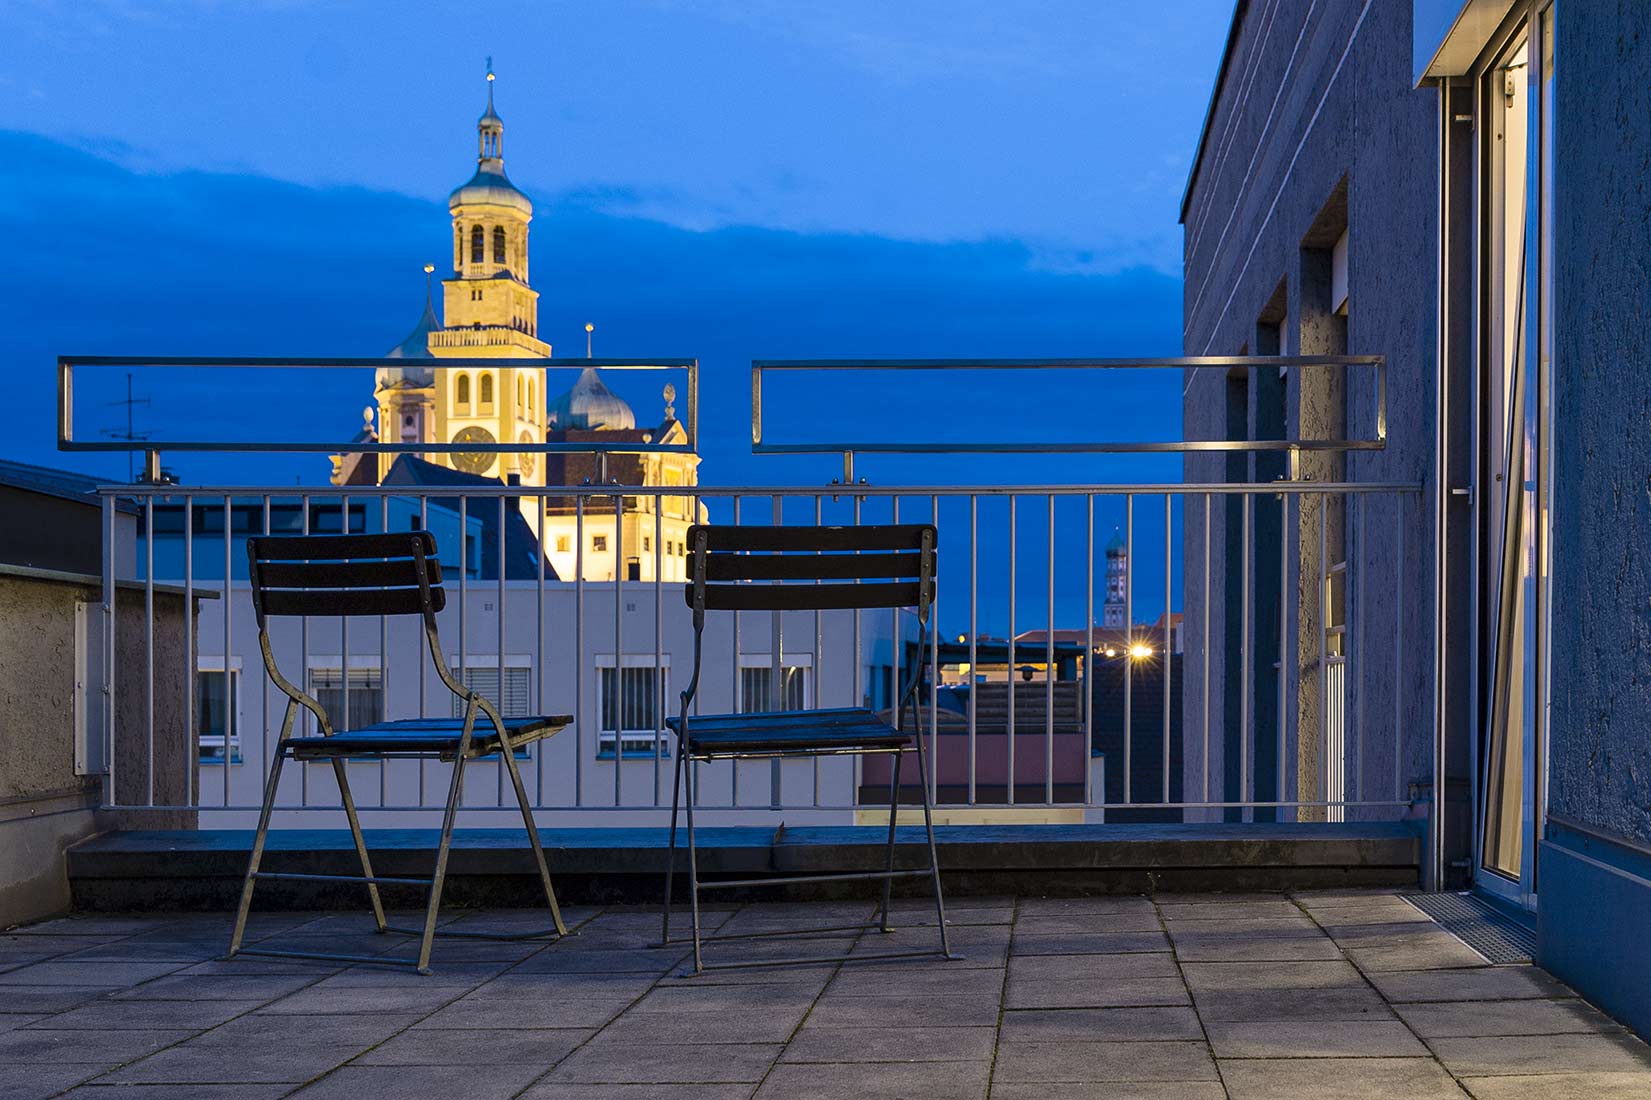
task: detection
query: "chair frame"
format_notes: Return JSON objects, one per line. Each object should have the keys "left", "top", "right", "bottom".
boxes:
{"left": 659, "top": 523, "right": 955, "bottom": 974}
{"left": 226, "top": 531, "right": 568, "bottom": 974}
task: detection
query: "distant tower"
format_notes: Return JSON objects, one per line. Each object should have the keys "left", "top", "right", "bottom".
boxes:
{"left": 1103, "top": 527, "right": 1127, "bottom": 629}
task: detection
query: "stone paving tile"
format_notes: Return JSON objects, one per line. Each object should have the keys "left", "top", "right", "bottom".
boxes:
{"left": 1179, "top": 959, "right": 1368, "bottom": 992}
{"left": 354, "top": 1026, "right": 595, "bottom": 1066}
{"left": 1396, "top": 998, "right": 1623, "bottom": 1038}
{"left": 8, "top": 916, "right": 162, "bottom": 937}
{"left": 98, "top": 1013, "right": 420, "bottom": 1084}
{"left": 1330, "top": 922, "right": 1492, "bottom": 971}
{"left": 601, "top": 1008, "right": 805, "bottom": 1044}
{"left": 0, "top": 1028, "right": 195, "bottom": 1063}
{"left": 1013, "top": 911, "right": 1164, "bottom": 934}
{"left": 521, "top": 1085, "right": 755, "bottom": 1100}
{"left": 1460, "top": 1071, "right": 1651, "bottom": 1099}
{"left": 1010, "top": 929, "right": 1170, "bottom": 955}
{"left": 0, "top": 1062, "right": 108, "bottom": 1100}
{"left": 753, "top": 1059, "right": 990, "bottom": 1099}
{"left": 1204, "top": 1018, "right": 1430, "bottom": 1058}
{"left": 1007, "top": 951, "right": 1178, "bottom": 982}
{"left": 990, "top": 1084, "right": 1226, "bottom": 1100}
{"left": 997, "top": 1006, "right": 1205, "bottom": 1043}
{"left": 1428, "top": 1031, "right": 1651, "bottom": 1076}
{"left": 1310, "top": 900, "right": 1434, "bottom": 927}
{"left": 57, "top": 1085, "right": 294, "bottom": 1099}
{"left": 0, "top": 1014, "right": 47, "bottom": 1032}
{"left": 1159, "top": 898, "right": 1303, "bottom": 920}
{"left": 54, "top": 938, "right": 226, "bottom": 963}
{"left": 1369, "top": 965, "right": 1573, "bottom": 1003}
{"left": 23, "top": 998, "right": 268, "bottom": 1031}
{"left": 824, "top": 965, "right": 1004, "bottom": 999}
{"left": 547, "top": 1039, "right": 781, "bottom": 1084}
{"left": 1168, "top": 928, "right": 1345, "bottom": 961}
{"left": 0, "top": 960, "right": 189, "bottom": 987}
{"left": 416, "top": 995, "right": 635, "bottom": 1030}
{"left": 0, "top": 987, "right": 123, "bottom": 1014}
{"left": 1192, "top": 985, "right": 1395, "bottom": 1022}
{"left": 802, "top": 994, "right": 1001, "bottom": 1028}
{"left": 781, "top": 1025, "right": 996, "bottom": 1062}
{"left": 1005, "top": 976, "right": 1190, "bottom": 1010}
{"left": 992, "top": 1039, "right": 1219, "bottom": 1083}
{"left": 109, "top": 972, "right": 324, "bottom": 1001}
{"left": 254, "top": 980, "right": 472, "bottom": 1015}
{"left": 1219, "top": 1055, "right": 1470, "bottom": 1099}
{"left": 513, "top": 945, "right": 690, "bottom": 974}
{"left": 288, "top": 1063, "right": 547, "bottom": 1099}
{"left": 631, "top": 980, "right": 824, "bottom": 1015}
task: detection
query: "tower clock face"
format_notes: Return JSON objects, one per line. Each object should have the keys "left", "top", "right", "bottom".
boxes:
{"left": 517, "top": 431, "right": 536, "bottom": 477}
{"left": 451, "top": 425, "right": 496, "bottom": 475}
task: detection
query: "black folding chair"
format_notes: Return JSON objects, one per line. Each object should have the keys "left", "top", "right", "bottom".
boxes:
{"left": 226, "top": 531, "right": 571, "bottom": 974}
{"left": 660, "top": 522, "right": 955, "bottom": 974}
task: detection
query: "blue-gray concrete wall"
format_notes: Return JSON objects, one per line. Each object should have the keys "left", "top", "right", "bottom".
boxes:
{"left": 1541, "top": 0, "right": 1651, "bottom": 1040}
{"left": 1180, "top": 2, "right": 1442, "bottom": 837}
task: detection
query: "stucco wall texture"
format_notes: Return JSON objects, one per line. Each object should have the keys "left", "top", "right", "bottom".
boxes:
{"left": 1181, "top": 2, "right": 1440, "bottom": 825}
{"left": 1550, "top": 2, "right": 1651, "bottom": 847}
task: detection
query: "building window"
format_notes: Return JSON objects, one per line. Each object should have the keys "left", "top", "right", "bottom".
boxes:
{"left": 480, "top": 373, "right": 494, "bottom": 407}
{"left": 308, "top": 668, "right": 383, "bottom": 731}
{"left": 739, "top": 663, "right": 810, "bottom": 714}
{"left": 642, "top": 536, "right": 651, "bottom": 552}
{"left": 598, "top": 663, "right": 669, "bottom": 757}
{"left": 593, "top": 535, "right": 608, "bottom": 552}
{"left": 197, "top": 667, "right": 240, "bottom": 764}
{"left": 493, "top": 225, "right": 507, "bottom": 264}
{"left": 470, "top": 225, "right": 485, "bottom": 263}
{"left": 517, "top": 376, "right": 525, "bottom": 407}
{"left": 456, "top": 373, "right": 471, "bottom": 408}
{"left": 449, "top": 664, "right": 532, "bottom": 717}
{"left": 555, "top": 535, "right": 570, "bottom": 553}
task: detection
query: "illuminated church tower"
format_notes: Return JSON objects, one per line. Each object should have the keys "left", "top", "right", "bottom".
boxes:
{"left": 342, "top": 64, "right": 550, "bottom": 486}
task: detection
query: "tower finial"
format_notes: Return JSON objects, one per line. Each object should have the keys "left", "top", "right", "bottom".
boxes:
{"left": 423, "top": 262, "right": 435, "bottom": 308}
{"left": 585, "top": 322, "right": 595, "bottom": 357}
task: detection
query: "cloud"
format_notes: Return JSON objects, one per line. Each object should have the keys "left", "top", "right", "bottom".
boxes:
{"left": 0, "top": 128, "right": 1184, "bottom": 495}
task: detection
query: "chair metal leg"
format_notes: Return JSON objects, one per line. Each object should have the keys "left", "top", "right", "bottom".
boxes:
{"left": 877, "top": 747, "right": 902, "bottom": 932}
{"left": 501, "top": 741, "right": 567, "bottom": 936}
{"left": 684, "top": 753, "right": 704, "bottom": 975}
{"left": 414, "top": 754, "right": 467, "bottom": 974}
{"left": 331, "top": 758, "right": 387, "bottom": 933}
{"left": 911, "top": 728, "right": 953, "bottom": 958}
{"left": 227, "top": 742, "right": 289, "bottom": 957}
{"left": 661, "top": 747, "right": 686, "bottom": 946}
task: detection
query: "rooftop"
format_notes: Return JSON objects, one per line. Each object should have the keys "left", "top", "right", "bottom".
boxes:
{"left": 3, "top": 889, "right": 1648, "bottom": 1099}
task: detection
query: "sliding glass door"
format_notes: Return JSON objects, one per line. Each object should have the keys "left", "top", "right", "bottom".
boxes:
{"left": 1475, "top": 3, "right": 1553, "bottom": 909}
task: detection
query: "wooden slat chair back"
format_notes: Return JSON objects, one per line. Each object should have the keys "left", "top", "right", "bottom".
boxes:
{"left": 662, "top": 523, "right": 955, "bottom": 974}
{"left": 227, "top": 530, "right": 570, "bottom": 974}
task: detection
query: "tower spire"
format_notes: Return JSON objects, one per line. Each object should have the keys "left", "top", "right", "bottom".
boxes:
{"left": 478, "top": 57, "right": 503, "bottom": 163}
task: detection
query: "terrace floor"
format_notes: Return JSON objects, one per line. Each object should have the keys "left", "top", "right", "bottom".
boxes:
{"left": 3, "top": 890, "right": 1649, "bottom": 1099}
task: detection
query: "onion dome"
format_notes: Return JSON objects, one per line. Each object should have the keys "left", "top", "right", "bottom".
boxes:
{"left": 547, "top": 368, "right": 636, "bottom": 430}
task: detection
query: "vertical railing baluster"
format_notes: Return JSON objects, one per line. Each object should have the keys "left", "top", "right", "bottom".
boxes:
{"left": 1084, "top": 493, "right": 1094, "bottom": 810}
{"left": 968, "top": 495, "right": 978, "bottom": 806}
{"left": 1045, "top": 495, "right": 1055, "bottom": 805}
{"left": 1164, "top": 493, "right": 1173, "bottom": 805}
{"left": 654, "top": 493, "right": 665, "bottom": 808}
{"left": 1203, "top": 492, "right": 1212, "bottom": 809}
{"left": 930, "top": 492, "right": 940, "bottom": 808}
{"left": 498, "top": 494, "right": 508, "bottom": 806}
{"left": 457, "top": 495, "right": 466, "bottom": 812}
{"left": 1278, "top": 488, "right": 1289, "bottom": 818}
{"left": 183, "top": 497, "right": 195, "bottom": 805}
{"left": 1240, "top": 492, "right": 1251, "bottom": 820}
{"left": 813, "top": 494, "right": 823, "bottom": 808}
{"left": 300, "top": 493, "right": 310, "bottom": 807}
{"left": 341, "top": 493, "right": 350, "bottom": 789}
{"left": 731, "top": 495, "right": 741, "bottom": 808}
{"left": 1007, "top": 494, "right": 1017, "bottom": 806}
{"left": 771, "top": 493, "right": 783, "bottom": 810}
{"left": 144, "top": 496, "right": 154, "bottom": 807}
{"left": 381, "top": 495, "right": 390, "bottom": 808}
{"left": 1123, "top": 493, "right": 1132, "bottom": 806}
{"left": 1393, "top": 497, "right": 1404, "bottom": 809}
{"left": 1354, "top": 491, "right": 1365, "bottom": 811}
{"left": 262, "top": 494, "right": 272, "bottom": 811}
{"left": 537, "top": 492, "right": 547, "bottom": 806}
{"left": 102, "top": 492, "right": 115, "bottom": 808}
{"left": 220, "top": 493, "right": 231, "bottom": 810}
{"left": 614, "top": 485, "right": 623, "bottom": 807}
{"left": 1318, "top": 491, "right": 1329, "bottom": 823}
{"left": 419, "top": 495, "right": 429, "bottom": 808}
{"left": 575, "top": 496, "right": 585, "bottom": 808}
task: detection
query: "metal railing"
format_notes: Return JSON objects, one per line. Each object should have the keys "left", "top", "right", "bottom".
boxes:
{"left": 92, "top": 479, "right": 1423, "bottom": 827}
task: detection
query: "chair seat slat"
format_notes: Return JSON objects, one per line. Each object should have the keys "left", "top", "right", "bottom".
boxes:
{"left": 701, "top": 551, "right": 919, "bottom": 582}
{"left": 692, "top": 580, "right": 922, "bottom": 612}
{"left": 695, "top": 524, "right": 935, "bottom": 552}
{"left": 256, "top": 557, "right": 442, "bottom": 589}
{"left": 257, "top": 586, "right": 445, "bottom": 617}
{"left": 251, "top": 531, "right": 435, "bottom": 560}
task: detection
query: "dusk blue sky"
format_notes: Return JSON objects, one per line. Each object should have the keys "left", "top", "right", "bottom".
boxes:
{"left": 0, "top": 1, "right": 1232, "bottom": 630}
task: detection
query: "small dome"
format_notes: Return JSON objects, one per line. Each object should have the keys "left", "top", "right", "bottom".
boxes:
{"left": 449, "top": 164, "right": 532, "bottom": 215}
{"left": 377, "top": 296, "right": 439, "bottom": 389}
{"left": 548, "top": 367, "right": 635, "bottom": 430}
{"left": 1105, "top": 528, "right": 1127, "bottom": 556}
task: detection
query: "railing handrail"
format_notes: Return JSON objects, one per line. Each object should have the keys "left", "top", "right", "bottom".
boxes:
{"left": 750, "top": 355, "right": 1388, "bottom": 473}
{"left": 97, "top": 481, "right": 1425, "bottom": 498}
{"left": 57, "top": 355, "right": 700, "bottom": 456}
